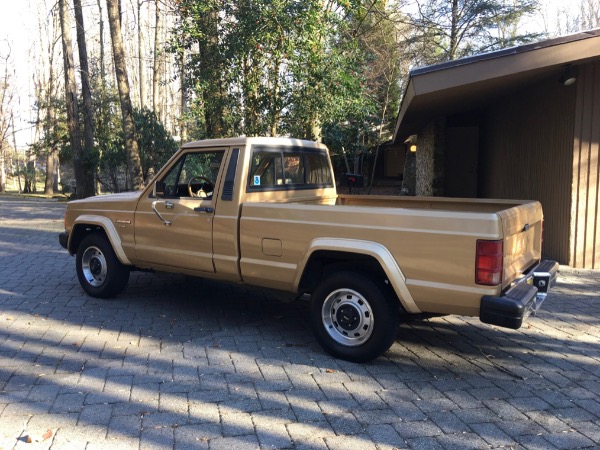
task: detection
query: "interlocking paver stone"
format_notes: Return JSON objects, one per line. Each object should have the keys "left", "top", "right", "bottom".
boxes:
{"left": 2, "top": 196, "right": 600, "bottom": 449}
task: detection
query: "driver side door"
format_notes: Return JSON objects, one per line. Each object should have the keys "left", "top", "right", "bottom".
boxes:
{"left": 133, "top": 149, "right": 226, "bottom": 273}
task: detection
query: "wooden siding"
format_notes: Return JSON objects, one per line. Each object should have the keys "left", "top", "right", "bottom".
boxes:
{"left": 479, "top": 74, "right": 577, "bottom": 264}
{"left": 571, "top": 62, "right": 600, "bottom": 268}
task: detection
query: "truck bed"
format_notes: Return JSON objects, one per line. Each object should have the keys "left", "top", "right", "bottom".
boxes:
{"left": 239, "top": 194, "right": 543, "bottom": 316}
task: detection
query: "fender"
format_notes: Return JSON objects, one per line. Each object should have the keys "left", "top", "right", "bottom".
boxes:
{"left": 71, "top": 215, "right": 132, "bottom": 265}
{"left": 296, "top": 238, "right": 421, "bottom": 314}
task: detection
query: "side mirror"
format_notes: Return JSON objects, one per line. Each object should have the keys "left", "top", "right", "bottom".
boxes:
{"left": 154, "top": 181, "right": 166, "bottom": 198}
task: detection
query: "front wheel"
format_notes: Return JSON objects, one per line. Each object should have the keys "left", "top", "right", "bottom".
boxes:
{"left": 309, "top": 271, "right": 399, "bottom": 362}
{"left": 76, "top": 233, "right": 130, "bottom": 298}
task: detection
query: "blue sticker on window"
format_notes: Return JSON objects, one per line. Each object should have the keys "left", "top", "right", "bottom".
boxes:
{"left": 253, "top": 175, "right": 261, "bottom": 186}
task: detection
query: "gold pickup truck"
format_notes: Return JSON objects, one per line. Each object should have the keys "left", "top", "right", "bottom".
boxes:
{"left": 59, "top": 137, "right": 558, "bottom": 362}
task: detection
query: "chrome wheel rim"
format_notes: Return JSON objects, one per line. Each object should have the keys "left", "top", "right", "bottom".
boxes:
{"left": 321, "top": 288, "right": 374, "bottom": 347}
{"left": 81, "top": 246, "right": 107, "bottom": 287}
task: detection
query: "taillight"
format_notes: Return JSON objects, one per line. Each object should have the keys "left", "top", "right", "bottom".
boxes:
{"left": 476, "top": 240, "right": 503, "bottom": 285}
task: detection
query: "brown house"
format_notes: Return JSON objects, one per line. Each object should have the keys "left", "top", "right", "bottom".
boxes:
{"left": 392, "top": 29, "right": 600, "bottom": 269}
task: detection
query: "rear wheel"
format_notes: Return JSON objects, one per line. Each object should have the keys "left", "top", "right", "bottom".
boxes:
{"left": 76, "top": 233, "right": 130, "bottom": 298}
{"left": 310, "top": 271, "right": 399, "bottom": 362}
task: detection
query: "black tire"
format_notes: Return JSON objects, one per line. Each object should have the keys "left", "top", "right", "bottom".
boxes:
{"left": 75, "top": 232, "right": 130, "bottom": 298}
{"left": 309, "top": 271, "right": 399, "bottom": 362}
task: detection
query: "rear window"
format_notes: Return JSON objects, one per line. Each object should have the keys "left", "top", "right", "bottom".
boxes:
{"left": 247, "top": 146, "right": 333, "bottom": 191}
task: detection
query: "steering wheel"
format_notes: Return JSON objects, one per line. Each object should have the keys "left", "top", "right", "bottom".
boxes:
{"left": 188, "top": 176, "right": 214, "bottom": 198}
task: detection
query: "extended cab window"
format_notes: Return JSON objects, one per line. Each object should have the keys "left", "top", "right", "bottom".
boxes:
{"left": 247, "top": 146, "right": 332, "bottom": 191}
{"left": 160, "top": 151, "right": 224, "bottom": 199}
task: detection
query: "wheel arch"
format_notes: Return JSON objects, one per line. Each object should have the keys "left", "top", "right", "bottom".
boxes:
{"left": 295, "top": 238, "right": 420, "bottom": 314}
{"left": 69, "top": 215, "right": 131, "bottom": 265}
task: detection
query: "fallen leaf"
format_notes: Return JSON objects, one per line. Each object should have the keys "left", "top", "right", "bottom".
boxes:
{"left": 326, "top": 369, "right": 335, "bottom": 374}
{"left": 23, "top": 429, "right": 53, "bottom": 443}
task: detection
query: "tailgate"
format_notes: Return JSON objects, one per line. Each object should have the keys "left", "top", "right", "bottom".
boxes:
{"left": 498, "top": 201, "right": 543, "bottom": 288}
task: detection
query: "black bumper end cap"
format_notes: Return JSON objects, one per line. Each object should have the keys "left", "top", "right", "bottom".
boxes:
{"left": 480, "top": 285, "right": 538, "bottom": 330}
{"left": 59, "top": 232, "right": 69, "bottom": 249}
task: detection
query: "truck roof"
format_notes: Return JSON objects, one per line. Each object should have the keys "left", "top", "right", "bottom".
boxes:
{"left": 180, "top": 136, "right": 327, "bottom": 151}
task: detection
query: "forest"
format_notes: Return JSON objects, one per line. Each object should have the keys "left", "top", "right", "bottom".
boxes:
{"left": 0, "top": 0, "right": 598, "bottom": 197}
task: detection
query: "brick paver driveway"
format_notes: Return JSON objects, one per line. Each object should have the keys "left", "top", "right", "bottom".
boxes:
{"left": 1, "top": 196, "right": 599, "bottom": 449}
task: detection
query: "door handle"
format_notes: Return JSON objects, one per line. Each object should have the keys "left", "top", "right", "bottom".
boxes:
{"left": 165, "top": 201, "right": 174, "bottom": 209}
{"left": 194, "top": 206, "right": 214, "bottom": 213}
{"left": 151, "top": 201, "right": 172, "bottom": 226}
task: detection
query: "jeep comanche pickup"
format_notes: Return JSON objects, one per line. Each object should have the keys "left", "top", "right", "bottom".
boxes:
{"left": 59, "top": 137, "right": 558, "bottom": 362}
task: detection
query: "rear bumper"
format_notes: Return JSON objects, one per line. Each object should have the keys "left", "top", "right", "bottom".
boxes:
{"left": 480, "top": 260, "right": 559, "bottom": 329}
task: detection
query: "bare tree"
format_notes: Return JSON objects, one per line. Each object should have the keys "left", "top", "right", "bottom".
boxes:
{"left": 152, "top": 0, "right": 162, "bottom": 120}
{"left": 106, "top": 0, "right": 144, "bottom": 190}
{"left": 42, "top": 7, "right": 61, "bottom": 195}
{"left": 74, "top": 0, "right": 96, "bottom": 197}
{"left": 138, "top": 0, "right": 147, "bottom": 109}
{"left": 0, "top": 45, "right": 14, "bottom": 193}
{"left": 59, "top": 0, "right": 87, "bottom": 198}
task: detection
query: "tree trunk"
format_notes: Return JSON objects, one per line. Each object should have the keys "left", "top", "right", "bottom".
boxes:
{"left": 178, "top": 47, "right": 187, "bottom": 142}
{"left": 0, "top": 148, "right": 5, "bottom": 193}
{"left": 269, "top": 54, "right": 281, "bottom": 137}
{"left": 138, "top": 0, "right": 146, "bottom": 109}
{"left": 106, "top": 0, "right": 144, "bottom": 190}
{"left": 59, "top": 0, "right": 86, "bottom": 198}
{"left": 11, "top": 112, "right": 21, "bottom": 192}
{"left": 309, "top": 113, "right": 322, "bottom": 143}
{"left": 449, "top": 0, "right": 459, "bottom": 60}
{"left": 96, "top": 0, "right": 106, "bottom": 81}
{"left": 96, "top": 0, "right": 107, "bottom": 194}
{"left": 74, "top": 0, "right": 96, "bottom": 197}
{"left": 152, "top": 0, "right": 161, "bottom": 119}
{"left": 43, "top": 8, "right": 59, "bottom": 196}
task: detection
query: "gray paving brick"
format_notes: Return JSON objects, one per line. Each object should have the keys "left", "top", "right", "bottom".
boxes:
{"left": 526, "top": 410, "right": 571, "bottom": 433}
{"left": 553, "top": 405, "right": 597, "bottom": 423}
{"left": 353, "top": 407, "right": 401, "bottom": 425}
{"left": 543, "top": 431, "right": 595, "bottom": 449}
{"left": 436, "top": 431, "right": 491, "bottom": 450}
{"left": 365, "top": 423, "right": 403, "bottom": 447}
{"left": 286, "top": 421, "right": 335, "bottom": 440}
{"left": 575, "top": 398, "right": 600, "bottom": 418}
{"left": 174, "top": 423, "right": 221, "bottom": 450}
{"left": 255, "top": 422, "right": 293, "bottom": 449}
{"left": 140, "top": 426, "right": 175, "bottom": 450}
{"left": 209, "top": 434, "right": 260, "bottom": 449}
{"left": 393, "top": 420, "right": 443, "bottom": 439}
{"left": 388, "top": 401, "right": 428, "bottom": 422}
{"left": 79, "top": 404, "right": 113, "bottom": 426}
{"left": 405, "top": 436, "right": 445, "bottom": 450}
{"left": 51, "top": 393, "right": 85, "bottom": 413}
{"left": 220, "top": 411, "right": 254, "bottom": 437}
{"left": 470, "top": 422, "right": 517, "bottom": 447}
{"left": 483, "top": 398, "right": 530, "bottom": 421}
{"left": 428, "top": 411, "right": 472, "bottom": 435}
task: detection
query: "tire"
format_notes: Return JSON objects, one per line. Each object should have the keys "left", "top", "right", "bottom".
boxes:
{"left": 309, "top": 271, "right": 399, "bottom": 362}
{"left": 76, "top": 232, "right": 130, "bottom": 298}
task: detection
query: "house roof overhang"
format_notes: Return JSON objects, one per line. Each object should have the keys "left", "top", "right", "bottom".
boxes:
{"left": 392, "top": 28, "right": 600, "bottom": 144}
